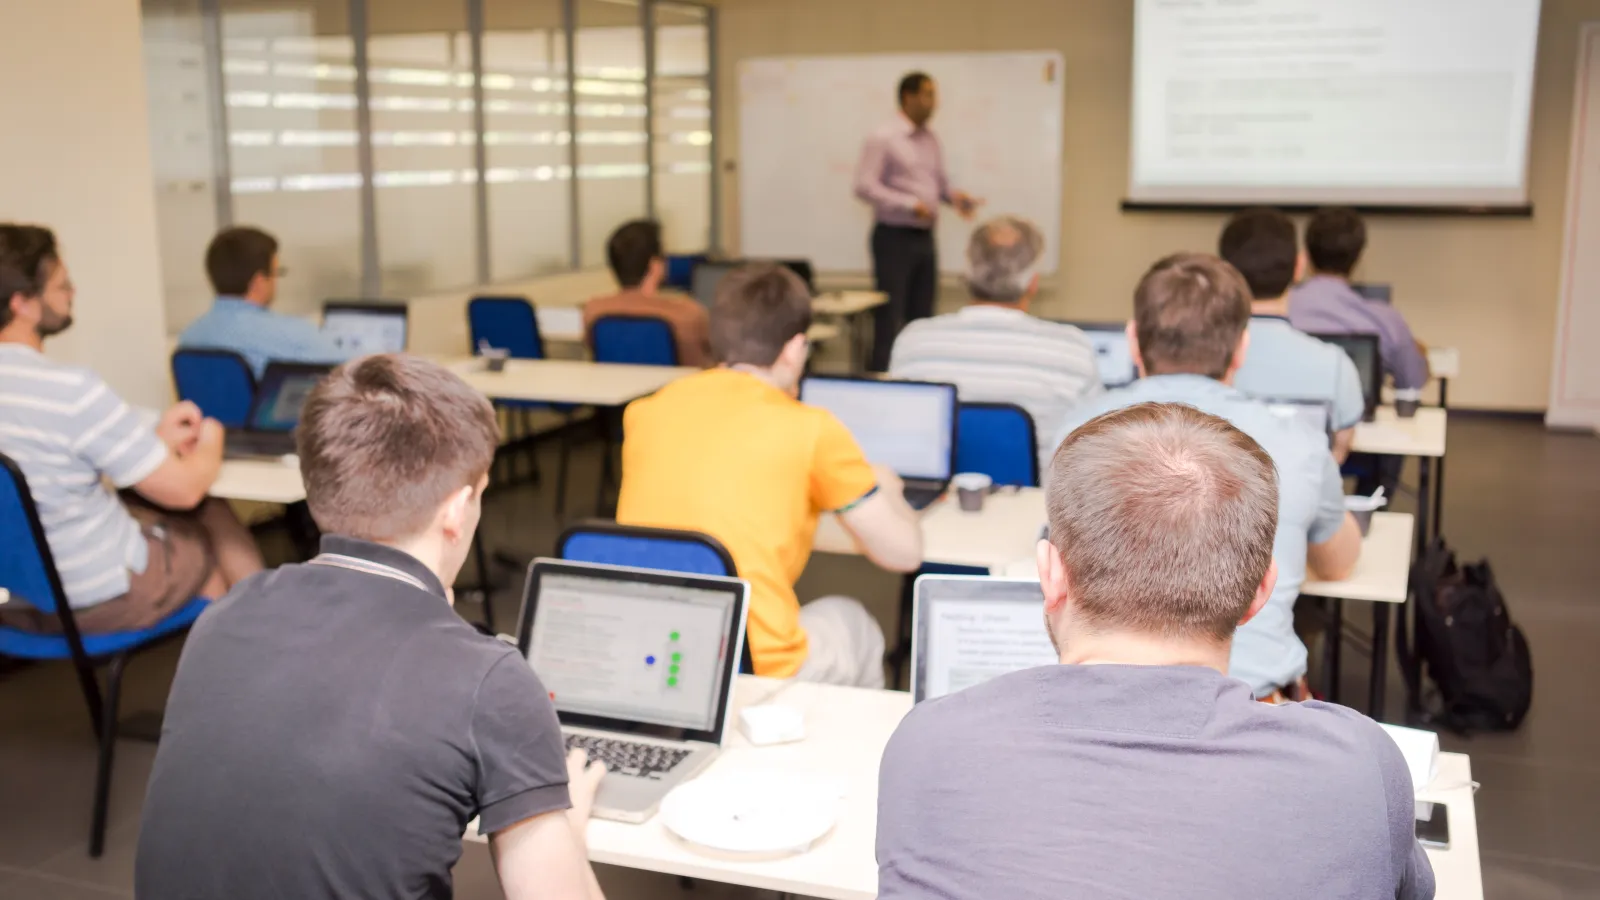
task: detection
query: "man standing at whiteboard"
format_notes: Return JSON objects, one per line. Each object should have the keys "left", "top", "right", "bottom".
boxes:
{"left": 854, "top": 71, "right": 982, "bottom": 372}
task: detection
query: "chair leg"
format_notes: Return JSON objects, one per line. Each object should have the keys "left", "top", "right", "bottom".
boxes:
{"left": 90, "top": 654, "right": 128, "bottom": 858}
{"left": 555, "top": 413, "right": 573, "bottom": 517}
{"left": 70, "top": 656, "right": 105, "bottom": 743}
{"left": 524, "top": 409, "right": 542, "bottom": 485}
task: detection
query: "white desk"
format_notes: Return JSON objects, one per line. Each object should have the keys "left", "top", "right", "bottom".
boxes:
{"left": 1428, "top": 347, "right": 1460, "bottom": 382}
{"left": 814, "top": 488, "right": 1046, "bottom": 572}
{"left": 468, "top": 679, "right": 1480, "bottom": 900}
{"left": 812, "top": 290, "right": 887, "bottom": 318}
{"left": 1301, "top": 512, "right": 1414, "bottom": 719}
{"left": 211, "top": 457, "right": 305, "bottom": 504}
{"left": 536, "top": 307, "right": 841, "bottom": 346}
{"left": 1353, "top": 406, "right": 1447, "bottom": 458}
{"left": 433, "top": 356, "right": 694, "bottom": 407}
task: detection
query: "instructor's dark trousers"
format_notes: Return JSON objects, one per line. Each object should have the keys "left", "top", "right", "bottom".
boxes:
{"left": 869, "top": 223, "right": 938, "bottom": 372}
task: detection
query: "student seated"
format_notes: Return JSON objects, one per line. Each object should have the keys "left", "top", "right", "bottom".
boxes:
{"left": 137, "top": 355, "right": 608, "bottom": 900}
{"left": 1220, "top": 207, "right": 1365, "bottom": 462}
{"left": 583, "top": 219, "right": 712, "bottom": 367}
{"left": 178, "top": 225, "right": 350, "bottom": 377}
{"left": 617, "top": 263, "right": 922, "bottom": 687}
{"left": 0, "top": 224, "right": 261, "bottom": 635}
{"left": 877, "top": 402, "right": 1435, "bottom": 900}
{"left": 889, "top": 215, "right": 1102, "bottom": 470}
{"left": 1289, "top": 206, "right": 1430, "bottom": 390}
{"left": 1052, "top": 253, "right": 1361, "bottom": 700}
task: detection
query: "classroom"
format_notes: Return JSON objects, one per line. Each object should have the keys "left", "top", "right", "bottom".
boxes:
{"left": 1, "top": 0, "right": 1598, "bottom": 898}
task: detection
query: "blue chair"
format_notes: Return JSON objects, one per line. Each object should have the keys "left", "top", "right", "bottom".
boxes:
{"left": 557, "top": 521, "right": 754, "bottom": 674}
{"left": 956, "top": 402, "right": 1040, "bottom": 488}
{"left": 170, "top": 349, "right": 256, "bottom": 428}
{"left": 591, "top": 315, "right": 680, "bottom": 367}
{"left": 468, "top": 295, "right": 546, "bottom": 360}
{"left": 0, "top": 453, "right": 207, "bottom": 857}
{"left": 664, "top": 253, "right": 707, "bottom": 292}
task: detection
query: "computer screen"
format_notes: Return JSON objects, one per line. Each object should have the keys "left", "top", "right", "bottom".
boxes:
{"left": 249, "top": 367, "right": 326, "bottom": 432}
{"left": 1351, "top": 283, "right": 1393, "bottom": 305}
{"left": 1065, "top": 323, "right": 1136, "bottom": 387}
{"left": 526, "top": 571, "right": 738, "bottom": 732}
{"left": 1263, "top": 398, "right": 1334, "bottom": 440}
{"left": 322, "top": 308, "right": 407, "bottom": 355}
{"left": 913, "top": 577, "right": 1057, "bottom": 702}
{"left": 690, "top": 263, "right": 736, "bottom": 308}
{"left": 1313, "top": 333, "right": 1382, "bottom": 416}
{"left": 799, "top": 378, "right": 956, "bottom": 481}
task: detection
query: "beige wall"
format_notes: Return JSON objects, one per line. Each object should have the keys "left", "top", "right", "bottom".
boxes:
{"left": 0, "top": 0, "right": 171, "bottom": 409}
{"left": 716, "top": 0, "right": 1600, "bottom": 411}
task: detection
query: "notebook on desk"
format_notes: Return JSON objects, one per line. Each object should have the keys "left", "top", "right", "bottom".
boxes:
{"left": 799, "top": 376, "right": 958, "bottom": 510}
{"left": 223, "top": 362, "right": 331, "bottom": 459}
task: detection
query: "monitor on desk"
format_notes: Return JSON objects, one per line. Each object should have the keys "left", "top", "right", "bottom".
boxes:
{"left": 321, "top": 300, "right": 408, "bottom": 355}
{"left": 799, "top": 376, "right": 957, "bottom": 483}
{"left": 911, "top": 575, "right": 1057, "bottom": 703}
{"left": 1310, "top": 332, "right": 1382, "bottom": 422}
{"left": 1061, "top": 321, "right": 1138, "bottom": 388}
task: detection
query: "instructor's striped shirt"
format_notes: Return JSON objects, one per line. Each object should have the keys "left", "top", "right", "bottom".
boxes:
{"left": 888, "top": 305, "right": 1103, "bottom": 471}
{"left": 0, "top": 344, "right": 168, "bottom": 609}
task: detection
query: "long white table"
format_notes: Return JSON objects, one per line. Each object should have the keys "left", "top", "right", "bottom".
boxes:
{"left": 432, "top": 356, "right": 694, "bottom": 407}
{"left": 535, "top": 306, "right": 842, "bottom": 346}
{"left": 814, "top": 488, "right": 1045, "bottom": 573}
{"left": 467, "top": 678, "right": 1480, "bottom": 900}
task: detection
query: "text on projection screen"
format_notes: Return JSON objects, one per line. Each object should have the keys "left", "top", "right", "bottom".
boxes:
{"left": 1129, "top": 0, "right": 1541, "bottom": 206}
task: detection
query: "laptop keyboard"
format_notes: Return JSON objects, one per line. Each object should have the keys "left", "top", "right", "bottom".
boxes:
{"left": 903, "top": 484, "right": 944, "bottom": 511}
{"left": 565, "top": 733, "right": 691, "bottom": 779}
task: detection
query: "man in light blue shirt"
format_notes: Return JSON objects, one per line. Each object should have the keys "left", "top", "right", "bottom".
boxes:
{"left": 1220, "top": 208, "right": 1364, "bottom": 463}
{"left": 178, "top": 227, "right": 349, "bottom": 377}
{"left": 1052, "top": 253, "right": 1361, "bottom": 699}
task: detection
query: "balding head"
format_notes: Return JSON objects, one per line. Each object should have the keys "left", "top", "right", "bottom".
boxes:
{"left": 1041, "top": 402, "right": 1279, "bottom": 648}
{"left": 966, "top": 216, "right": 1043, "bottom": 304}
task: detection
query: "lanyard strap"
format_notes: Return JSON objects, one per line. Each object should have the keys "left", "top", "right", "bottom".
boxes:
{"left": 308, "top": 553, "right": 434, "bottom": 595}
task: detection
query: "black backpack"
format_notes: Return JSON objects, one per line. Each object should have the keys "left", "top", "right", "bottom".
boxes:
{"left": 1405, "top": 538, "right": 1533, "bottom": 733}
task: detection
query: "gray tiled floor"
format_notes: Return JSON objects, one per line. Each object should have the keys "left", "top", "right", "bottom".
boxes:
{"left": 2, "top": 416, "right": 1597, "bottom": 898}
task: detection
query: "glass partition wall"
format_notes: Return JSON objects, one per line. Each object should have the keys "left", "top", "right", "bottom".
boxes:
{"left": 142, "top": 0, "right": 716, "bottom": 324}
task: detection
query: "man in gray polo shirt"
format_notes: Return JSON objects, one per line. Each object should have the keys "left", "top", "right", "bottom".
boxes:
{"left": 137, "top": 355, "right": 608, "bottom": 900}
{"left": 1220, "top": 207, "right": 1365, "bottom": 462}
{"left": 878, "top": 402, "right": 1434, "bottom": 900}
{"left": 1049, "top": 253, "right": 1362, "bottom": 699}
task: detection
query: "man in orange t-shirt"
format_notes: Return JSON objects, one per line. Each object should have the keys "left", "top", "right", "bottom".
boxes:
{"left": 582, "top": 219, "right": 711, "bottom": 367}
{"left": 617, "top": 264, "right": 923, "bottom": 686}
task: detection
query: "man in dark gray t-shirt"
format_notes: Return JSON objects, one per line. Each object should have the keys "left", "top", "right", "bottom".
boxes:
{"left": 876, "top": 397, "right": 1434, "bottom": 900}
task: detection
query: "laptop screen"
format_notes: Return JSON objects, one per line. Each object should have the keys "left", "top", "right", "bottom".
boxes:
{"left": 1064, "top": 322, "right": 1137, "bottom": 387}
{"left": 1312, "top": 333, "right": 1381, "bottom": 416}
{"left": 912, "top": 576, "right": 1057, "bottom": 703}
{"left": 690, "top": 262, "right": 737, "bottom": 308}
{"left": 799, "top": 378, "right": 956, "bottom": 481}
{"left": 1263, "top": 398, "right": 1333, "bottom": 439}
{"left": 525, "top": 568, "right": 741, "bottom": 734}
{"left": 322, "top": 306, "right": 407, "bottom": 354}
{"left": 249, "top": 366, "right": 327, "bottom": 432}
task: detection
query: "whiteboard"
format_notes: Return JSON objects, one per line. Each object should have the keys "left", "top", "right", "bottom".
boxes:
{"left": 738, "top": 52, "right": 1065, "bottom": 275}
{"left": 1549, "top": 24, "right": 1600, "bottom": 432}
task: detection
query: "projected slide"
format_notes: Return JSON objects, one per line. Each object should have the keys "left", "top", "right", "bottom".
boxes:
{"left": 1129, "top": 0, "right": 1541, "bottom": 205}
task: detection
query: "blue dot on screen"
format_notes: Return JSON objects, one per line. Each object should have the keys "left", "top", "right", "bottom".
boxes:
{"left": 645, "top": 655, "right": 656, "bottom": 666}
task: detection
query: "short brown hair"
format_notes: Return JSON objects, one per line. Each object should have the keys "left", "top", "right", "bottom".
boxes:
{"left": 1133, "top": 253, "right": 1252, "bottom": 379}
{"left": 0, "top": 224, "right": 59, "bottom": 330}
{"left": 205, "top": 226, "right": 278, "bottom": 296}
{"left": 297, "top": 354, "right": 500, "bottom": 541}
{"left": 1047, "top": 402, "right": 1278, "bottom": 641}
{"left": 709, "top": 263, "right": 812, "bottom": 367}
{"left": 1304, "top": 207, "right": 1366, "bottom": 275}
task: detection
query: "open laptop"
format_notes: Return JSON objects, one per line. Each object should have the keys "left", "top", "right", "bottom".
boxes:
{"left": 1261, "top": 397, "right": 1335, "bottom": 447}
{"left": 911, "top": 575, "right": 1057, "bottom": 703}
{"left": 1309, "top": 332, "right": 1382, "bottom": 422}
{"left": 799, "top": 376, "right": 958, "bottom": 510}
{"left": 690, "top": 261, "right": 739, "bottom": 308}
{"left": 223, "top": 362, "right": 331, "bottom": 459}
{"left": 516, "top": 559, "right": 749, "bottom": 823}
{"left": 1061, "top": 321, "right": 1138, "bottom": 388}
{"left": 321, "top": 300, "right": 408, "bottom": 355}
{"left": 1351, "top": 282, "right": 1393, "bottom": 304}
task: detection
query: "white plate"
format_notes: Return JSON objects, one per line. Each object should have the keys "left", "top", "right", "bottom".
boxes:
{"left": 660, "top": 772, "right": 840, "bottom": 856}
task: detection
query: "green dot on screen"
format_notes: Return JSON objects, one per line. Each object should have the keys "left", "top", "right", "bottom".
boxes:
{"left": 670, "top": 631, "right": 680, "bottom": 642}
{"left": 671, "top": 652, "right": 682, "bottom": 663}
{"left": 667, "top": 676, "right": 678, "bottom": 687}
{"left": 669, "top": 664, "right": 680, "bottom": 674}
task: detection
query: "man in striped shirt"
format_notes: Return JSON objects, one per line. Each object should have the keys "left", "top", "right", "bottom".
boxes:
{"left": 889, "top": 216, "right": 1102, "bottom": 472}
{"left": 0, "top": 224, "right": 261, "bottom": 634}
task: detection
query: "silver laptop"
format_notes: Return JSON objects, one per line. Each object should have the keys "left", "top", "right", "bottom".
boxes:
{"left": 799, "top": 376, "right": 958, "bottom": 510}
{"left": 1060, "top": 321, "right": 1137, "bottom": 388}
{"left": 321, "top": 300, "right": 409, "bottom": 354}
{"left": 1261, "top": 397, "right": 1335, "bottom": 448}
{"left": 516, "top": 559, "right": 749, "bottom": 823}
{"left": 911, "top": 575, "right": 1057, "bottom": 703}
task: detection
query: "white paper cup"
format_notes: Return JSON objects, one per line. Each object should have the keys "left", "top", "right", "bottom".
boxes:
{"left": 951, "top": 472, "right": 993, "bottom": 512}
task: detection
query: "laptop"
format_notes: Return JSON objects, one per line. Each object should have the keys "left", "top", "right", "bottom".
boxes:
{"left": 690, "top": 261, "right": 739, "bottom": 309}
{"left": 1351, "top": 282, "right": 1393, "bottom": 304}
{"left": 1061, "top": 321, "right": 1138, "bottom": 388}
{"left": 321, "top": 300, "right": 408, "bottom": 355}
{"left": 224, "top": 362, "right": 331, "bottom": 459}
{"left": 1309, "top": 332, "right": 1382, "bottom": 422}
{"left": 910, "top": 575, "right": 1057, "bottom": 703}
{"left": 1262, "top": 397, "right": 1335, "bottom": 447}
{"left": 799, "top": 376, "right": 958, "bottom": 510}
{"left": 516, "top": 559, "right": 750, "bottom": 823}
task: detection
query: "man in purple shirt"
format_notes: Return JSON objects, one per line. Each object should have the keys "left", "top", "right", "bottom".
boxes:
{"left": 1289, "top": 207, "right": 1431, "bottom": 390}
{"left": 854, "top": 72, "right": 981, "bottom": 371}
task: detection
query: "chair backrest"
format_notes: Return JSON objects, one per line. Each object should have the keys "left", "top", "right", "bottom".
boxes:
{"left": 590, "top": 315, "right": 679, "bottom": 367}
{"left": 0, "top": 453, "right": 69, "bottom": 618}
{"left": 171, "top": 349, "right": 256, "bottom": 428}
{"left": 664, "top": 253, "right": 706, "bottom": 292}
{"left": 1310, "top": 332, "right": 1382, "bottom": 419}
{"left": 557, "top": 521, "right": 753, "bottom": 674}
{"left": 955, "top": 402, "right": 1040, "bottom": 487}
{"left": 469, "top": 295, "right": 545, "bottom": 359}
